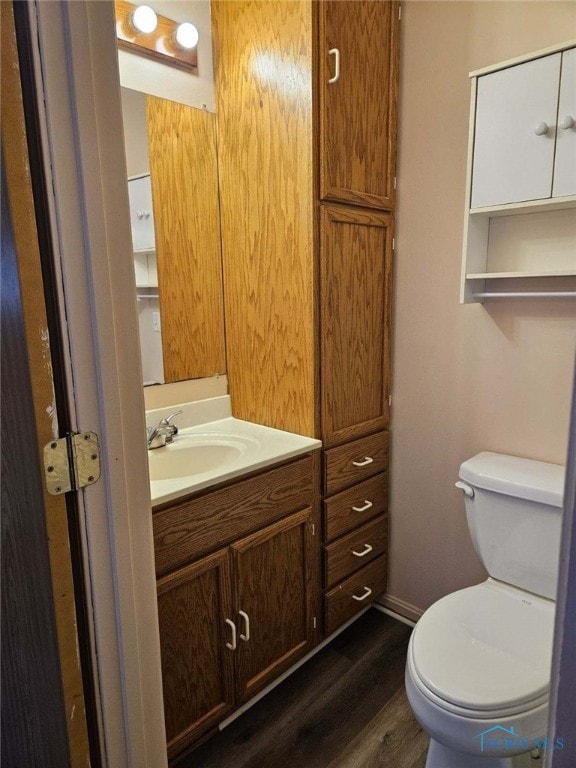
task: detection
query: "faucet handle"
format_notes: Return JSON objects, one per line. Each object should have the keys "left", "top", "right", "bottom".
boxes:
{"left": 159, "top": 410, "right": 183, "bottom": 427}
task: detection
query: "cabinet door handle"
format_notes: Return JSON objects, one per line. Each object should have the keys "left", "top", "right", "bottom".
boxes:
{"left": 352, "top": 456, "right": 373, "bottom": 468}
{"left": 352, "top": 586, "right": 372, "bottom": 602}
{"left": 239, "top": 610, "right": 250, "bottom": 642}
{"left": 559, "top": 115, "right": 575, "bottom": 130}
{"left": 328, "top": 48, "right": 340, "bottom": 84}
{"left": 225, "top": 618, "right": 237, "bottom": 650}
{"left": 352, "top": 500, "right": 373, "bottom": 513}
{"left": 352, "top": 543, "right": 373, "bottom": 558}
{"left": 534, "top": 121, "right": 549, "bottom": 136}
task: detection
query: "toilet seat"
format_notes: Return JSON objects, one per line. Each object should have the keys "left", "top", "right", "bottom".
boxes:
{"left": 410, "top": 580, "right": 555, "bottom": 716}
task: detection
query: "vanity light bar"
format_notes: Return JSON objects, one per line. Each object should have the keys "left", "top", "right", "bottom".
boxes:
{"left": 115, "top": 0, "right": 198, "bottom": 73}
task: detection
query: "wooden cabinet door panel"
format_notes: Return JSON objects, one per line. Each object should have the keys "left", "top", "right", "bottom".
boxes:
{"left": 471, "top": 54, "right": 561, "bottom": 208}
{"left": 318, "top": 0, "right": 399, "bottom": 210}
{"left": 232, "top": 508, "right": 314, "bottom": 703}
{"left": 157, "top": 549, "right": 235, "bottom": 758}
{"left": 320, "top": 205, "right": 393, "bottom": 446}
{"left": 553, "top": 48, "right": 576, "bottom": 198}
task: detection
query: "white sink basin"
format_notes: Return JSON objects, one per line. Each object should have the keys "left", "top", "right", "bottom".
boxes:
{"left": 148, "top": 433, "right": 258, "bottom": 482}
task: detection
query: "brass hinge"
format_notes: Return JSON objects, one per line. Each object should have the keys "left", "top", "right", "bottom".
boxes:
{"left": 393, "top": 176, "right": 397, "bottom": 190}
{"left": 313, "top": 617, "right": 317, "bottom": 629}
{"left": 312, "top": 523, "right": 316, "bottom": 536}
{"left": 43, "top": 432, "right": 101, "bottom": 496}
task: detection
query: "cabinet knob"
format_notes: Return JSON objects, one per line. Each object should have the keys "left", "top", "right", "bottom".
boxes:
{"left": 534, "top": 121, "right": 550, "bottom": 136}
{"left": 559, "top": 115, "right": 575, "bottom": 130}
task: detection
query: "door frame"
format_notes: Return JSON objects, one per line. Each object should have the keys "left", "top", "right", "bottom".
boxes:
{"left": 25, "top": 1, "right": 167, "bottom": 765}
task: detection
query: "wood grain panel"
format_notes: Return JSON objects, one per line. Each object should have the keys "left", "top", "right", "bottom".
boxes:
{"left": 157, "top": 549, "right": 235, "bottom": 757}
{"left": 324, "top": 472, "right": 388, "bottom": 542}
{"left": 146, "top": 97, "right": 226, "bottom": 382}
{"left": 324, "top": 556, "right": 387, "bottom": 636}
{"left": 318, "top": 0, "right": 400, "bottom": 209}
{"left": 320, "top": 205, "right": 393, "bottom": 446}
{"left": 323, "top": 515, "right": 388, "bottom": 589}
{"left": 212, "top": 0, "right": 316, "bottom": 436}
{"left": 1, "top": 5, "right": 91, "bottom": 763}
{"left": 153, "top": 456, "right": 314, "bottom": 575}
{"left": 324, "top": 431, "right": 389, "bottom": 496}
{"left": 232, "top": 508, "right": 314, "bottom": 702}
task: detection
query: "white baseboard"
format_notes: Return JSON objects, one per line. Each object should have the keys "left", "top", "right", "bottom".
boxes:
{"left": 375, "top": 593, "right": 423, "bottom": 624}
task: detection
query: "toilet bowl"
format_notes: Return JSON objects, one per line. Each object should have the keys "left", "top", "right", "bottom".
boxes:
{"left": 405, "top": 452, "right": 564, "bottom": 768}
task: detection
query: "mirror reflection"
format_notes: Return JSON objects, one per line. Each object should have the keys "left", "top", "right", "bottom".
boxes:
{"left": 120, "top": 86, "right": 226, "bottom": 386}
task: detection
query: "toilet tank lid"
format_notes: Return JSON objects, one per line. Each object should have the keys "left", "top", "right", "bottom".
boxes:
{"left": 459, "top": 452, "right": 565, "bottom": 508}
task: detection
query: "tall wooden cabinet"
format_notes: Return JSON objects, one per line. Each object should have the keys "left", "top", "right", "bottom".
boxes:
{"left": 214, "top": 0, "right": 399, "bottom": 638}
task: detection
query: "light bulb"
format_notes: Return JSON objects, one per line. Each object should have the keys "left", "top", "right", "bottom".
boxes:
{"left": 175, "top": 22, "right": 199, "bottom": 50}
{"left": 131, "top": 5, "right": 158, "bottom": 34}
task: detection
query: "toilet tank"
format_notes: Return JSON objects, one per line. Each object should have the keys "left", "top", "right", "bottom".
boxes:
{"left": 458, "top": 452, "right": 565, "bottom": 600}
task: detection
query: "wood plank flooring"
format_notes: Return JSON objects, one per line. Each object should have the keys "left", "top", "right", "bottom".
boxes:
{"left": 175, "top": 609, "right": 429, "bottom": 768}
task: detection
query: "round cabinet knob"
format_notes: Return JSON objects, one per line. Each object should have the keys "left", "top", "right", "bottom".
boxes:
{"left": 559, "top": 115, "right": 575, "bottom": 130}
{"left": 534, "top": 121, "right": 549, "bottom": 136}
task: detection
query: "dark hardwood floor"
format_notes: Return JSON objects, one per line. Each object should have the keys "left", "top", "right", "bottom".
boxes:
{"left": 176, "top": 609, "right": 429, "bottom": 768}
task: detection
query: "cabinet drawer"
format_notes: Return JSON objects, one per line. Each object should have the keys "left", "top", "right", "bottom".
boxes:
{"left": 324, "top": 472, "right": 387, "bottom": 542}
{"left": 323, "top": 515, "right": 387, "bottom": 589}
{"left": 153, "top": 456, "right": 313, "bottom": 576}
{"left": 324, "top": 555, "right": 387, "bottom": 636}
{"left": 324, "top": 431, "right": 388, "bottom": 496}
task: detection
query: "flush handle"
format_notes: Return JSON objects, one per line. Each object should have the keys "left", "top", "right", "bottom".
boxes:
{"left": 455, "top": 481, "right": 475, "bottom": 498}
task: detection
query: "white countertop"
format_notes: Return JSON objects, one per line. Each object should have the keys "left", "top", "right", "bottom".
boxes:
{"left": 147, "top": 397, "right": 321, "bottom": 507}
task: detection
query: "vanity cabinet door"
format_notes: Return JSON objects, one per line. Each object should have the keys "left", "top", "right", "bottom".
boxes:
{"left": 317, "top": 0, "right": 399, "bottom": 210}
{"left": 320, "top": 205, "right": 393, "bottom": 447}
{"left": 157, "top": 549, "right": 235, "bottom": 759}
{"left": 552, "top": 48, "right": 576, "bottom": 198}
{"left": 231, "top": 508, "right": 315, "bottom": 703}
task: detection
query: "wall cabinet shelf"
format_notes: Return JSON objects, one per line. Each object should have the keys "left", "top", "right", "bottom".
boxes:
{"left": 461, "top": 41, "right": 576, "bottom": 303}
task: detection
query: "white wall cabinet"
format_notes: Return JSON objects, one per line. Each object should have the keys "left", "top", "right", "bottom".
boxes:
{"left": 553, "top": 47, "right": 576, "bottom": 198}
{"left": 461, "top": 41, "right": 576, "bottom": 304}
{"left": 128, "top": 173, "right": 156, "bottom": 252}
{"left": 471, "top": 54, "right": 562, "bottom": 208}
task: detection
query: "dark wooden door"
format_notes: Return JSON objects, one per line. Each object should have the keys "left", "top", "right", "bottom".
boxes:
{"left": 317, "top": 0, "right": 399, "bottom": 210}
{"left": 232, "top": 509, "right": 314, "bottom": 703}
{"left": 320, "top": 205, "right": 393, "bottom": 446}
{"left": 157, "top": 548, "right": 235, "bottom": 759}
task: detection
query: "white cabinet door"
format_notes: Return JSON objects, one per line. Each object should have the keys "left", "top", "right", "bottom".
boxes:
{"left": 471, "top": 53, "right": 561, "bottom": 208}
{"left": 552, "top": 48, "right": 576, "bottom": 198}
{"left": 127, "top": 174, "right": 156, "bottom": 251}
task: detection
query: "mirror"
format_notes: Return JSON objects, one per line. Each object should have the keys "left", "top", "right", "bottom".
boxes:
{"left": 119, "top": 87, "right": 226, "bottom": 386}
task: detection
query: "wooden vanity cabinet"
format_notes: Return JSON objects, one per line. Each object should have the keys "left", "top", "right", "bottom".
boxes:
{"left": 213, "top": 0, "right": 398, "bottom": 638}
{"left": 318, "top": 0, "right": 400, "bottom": 210}
{"left": 153, "top": 455, "right": 319, "bottom": 759}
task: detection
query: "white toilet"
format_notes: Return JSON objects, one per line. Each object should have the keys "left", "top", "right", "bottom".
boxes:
{"left": 405, "top": 452, "right": 565, "bottom": 768}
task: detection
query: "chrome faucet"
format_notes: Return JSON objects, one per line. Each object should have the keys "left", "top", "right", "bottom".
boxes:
{"left": 146, "top": 410, "right": 183, "bottom": 450}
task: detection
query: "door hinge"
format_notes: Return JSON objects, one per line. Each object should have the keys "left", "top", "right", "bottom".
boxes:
{"left": 43, "top": 432, "right": 101, "bottom": 496}
{"left": 312, "top": 523, "right": 316, "bottom": 536}
{"left": 313, "top": 617, "right": 317, "bottom": 629}
{"left": 392, "top": 237, "right": 395, "bottom": 251}
{"left": 393, "top": 176, "right": 397, "bottom": 190}
{"left": 398, "top": 5, "right": 402, "bottom": 21}
{"left": 388, "top": 394, "right": 392, "bottom": 407}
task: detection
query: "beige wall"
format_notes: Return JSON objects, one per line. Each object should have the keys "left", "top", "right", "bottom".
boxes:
{"left": 388, "top": 1, "right": 576, "bottom": 616}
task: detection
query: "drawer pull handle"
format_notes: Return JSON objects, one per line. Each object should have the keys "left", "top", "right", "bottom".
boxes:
{"left": 225, "top": 618, "right": 237, "bottom": 650}
{"left": 352, "top": 500, "right": 373, "bottom": 513}
{"left": 352, "top": 544, "right": 373, "bottom": 558}
{"left": 239, "top": 610, "right": 250, "bottom": 642}
{"left": 352, "top": 456, "right": 374, "bottom": 468}
{"left": 352, "top": 586, "right": 372, "bottom": 602}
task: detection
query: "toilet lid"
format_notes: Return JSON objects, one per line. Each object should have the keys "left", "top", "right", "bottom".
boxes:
{"left": 412, "top": 580, "right": 555, "bottom": 712}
